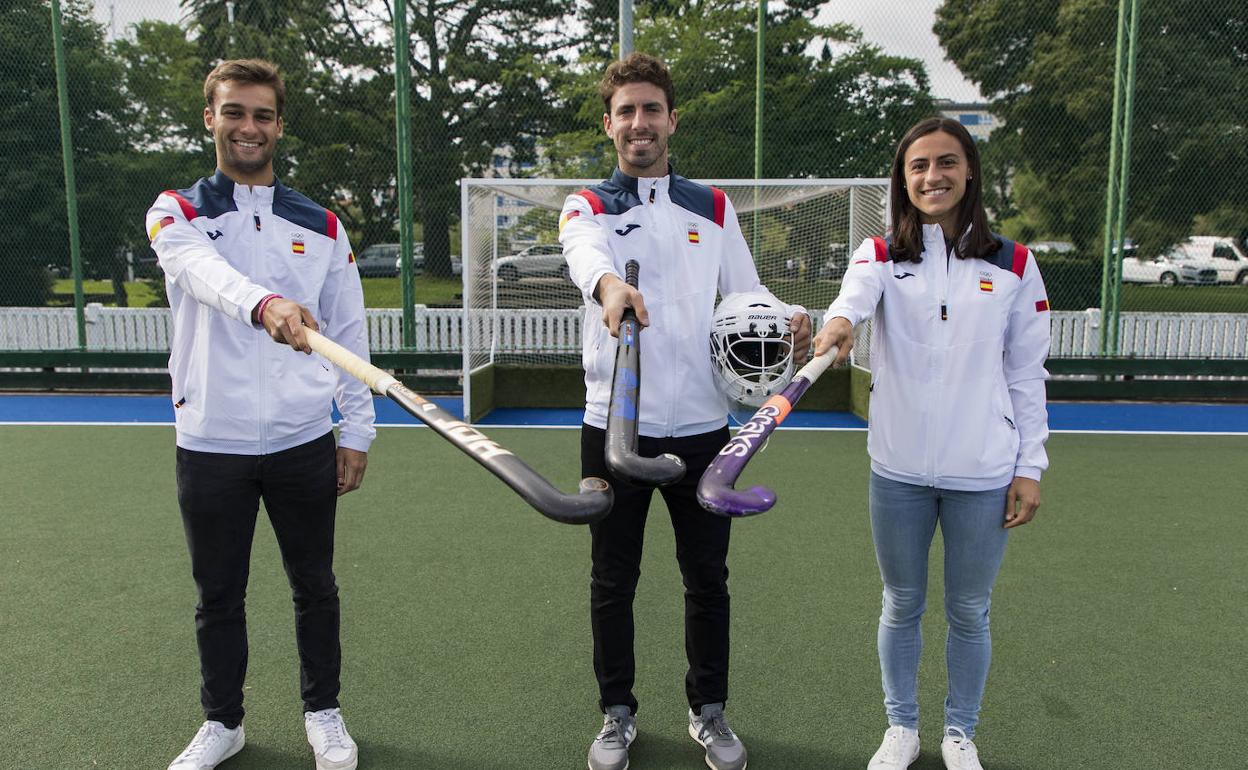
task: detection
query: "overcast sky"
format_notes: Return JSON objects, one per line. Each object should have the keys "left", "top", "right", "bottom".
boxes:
{"left": 92, "top": 0, "right": 981, "bottom": 102}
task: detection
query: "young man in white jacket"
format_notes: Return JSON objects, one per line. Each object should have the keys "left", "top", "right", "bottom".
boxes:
{"left": 147, "top": 60, "right": 371, "bottom": 770}
{"left": 560, "top": 53, "right": 810, "bottom": 770}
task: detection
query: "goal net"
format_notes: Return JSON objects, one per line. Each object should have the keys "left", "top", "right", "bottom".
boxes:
{"left": 460, "top": 177, "right": 888, "bottom": 420}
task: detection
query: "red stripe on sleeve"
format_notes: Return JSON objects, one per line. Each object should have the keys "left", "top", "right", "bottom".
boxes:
{"left": 1035, "top": 299, "right": 1050, "bottom": 312}
{"left": 326, "top": 210, "right": 338, "bottom": 240}
{"left": 871, "top": 236, "right": 890, "bottom": 262}
{"left": 576, "top": 190, "right": 605, "bottom": 215}
{"left": 162, "top": 190, "right": 197, "bottom": 221}
{"left": 1011, "top": 242, "right": 1028, "bottom": 278}
{"left": 711, "top": 187, "right": 726, "bottom": 228}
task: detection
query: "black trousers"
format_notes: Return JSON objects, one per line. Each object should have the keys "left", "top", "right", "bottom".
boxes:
{"left": 581, "top": 423, "right": 733, "bottom": 716}
{"left": 176, "top": 432, "right": 341, "bottom": 728}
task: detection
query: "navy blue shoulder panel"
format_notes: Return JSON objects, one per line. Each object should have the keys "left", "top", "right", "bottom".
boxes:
{"left": 669, "top": 173, "right": 716, "bottom": 222}
{"left": 273, "top": 181, "right": 335, "bottom": 238}
{"left": 585, "top": 169, "right": 642, "bottom": 215}
{"left": 980, "top": 234, "right": 1014, "bottom": 271}
{"left": 174, "top": 171, "right": 237, "bottom": 219}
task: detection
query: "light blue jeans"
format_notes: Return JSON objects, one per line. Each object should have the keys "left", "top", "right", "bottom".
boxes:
{"left": 869, "top": 471, "right": 1010, "bottom": 737}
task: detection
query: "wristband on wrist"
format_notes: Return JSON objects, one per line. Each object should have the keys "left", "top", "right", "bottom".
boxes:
{"left": 253, "top": 293, "right": 282, "bottom": 325}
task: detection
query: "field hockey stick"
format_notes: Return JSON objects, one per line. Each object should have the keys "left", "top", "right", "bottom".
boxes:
{"left": 305, "top": 329, "right": 613, "bottom": 525}
{"left": 603, "top": 260, "right": 687, "bottom": 487}
{"left": 696, "top": 347, "right": 837, "bottom": 517}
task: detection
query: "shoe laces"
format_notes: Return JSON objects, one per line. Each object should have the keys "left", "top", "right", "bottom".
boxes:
{"left": 176, "top": 721, "right": 229, "bottom": 761}
{"left": 697, "top": 711, "right": 736, "bottom": 743}
{"left": 944, "top": 727, "right": 980, "bottom": 763}
{"left": 307, "top": 708, "right": 350, "bottom": 749}
{"left": 597, "top": 714, "right": 631, "bottom": 748}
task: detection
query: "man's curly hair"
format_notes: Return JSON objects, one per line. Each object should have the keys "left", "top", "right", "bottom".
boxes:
{"left": 600, "top": 53, "right": 676, "bottom": 112}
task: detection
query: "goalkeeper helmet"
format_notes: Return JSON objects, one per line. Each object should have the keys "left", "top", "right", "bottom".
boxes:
{"left": 709, "top": 292, "right": 795, "bottom": 407}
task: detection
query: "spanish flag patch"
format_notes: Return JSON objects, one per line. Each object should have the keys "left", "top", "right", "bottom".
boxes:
{"left": 148, "top": 216, "right": 175, "bottom": 242}
{"left": 292, "top": 238, "right": 305, "bottom": 255}
{"left": 687, "top": 225, "right": 700, "bottom": 244}
{"left": 347, "top": 251, "right": 355, "bottom": 264}
{"left": 558, "top": 209, "right": 580, "bottom": 233}
{"left": 1035, "top": 299, "right": 1050, "bottom": 312}
{"left": 979, "top": 278, "right": 993, "bottom": 293}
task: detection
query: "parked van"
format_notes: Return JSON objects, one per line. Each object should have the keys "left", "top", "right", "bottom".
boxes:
{"left": 1166, "top": 236, "right": 1248, "bottom": 285}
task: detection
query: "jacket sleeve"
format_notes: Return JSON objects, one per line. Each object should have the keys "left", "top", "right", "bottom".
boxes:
{"left": 318, "top": 224, "right": 376, "bottom": 453}
{"left": 145, "top": 192, "right": 273, "bottom": 325}
{"left": 824, "top": 238, "right": 886, "bottom": 327}
{"left": 1004, "top": 250, "right": 1051, "bottom": 480}
{"left": 559, "top": 193, "right": 617, "bottom": 306}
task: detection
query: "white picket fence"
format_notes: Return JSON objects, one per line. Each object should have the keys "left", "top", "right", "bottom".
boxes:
{"left": 1, "top": 305, "right": 1245, "bottom": 359}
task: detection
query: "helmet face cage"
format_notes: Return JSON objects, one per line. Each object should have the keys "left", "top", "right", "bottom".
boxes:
{"left": 710, "top": 294, "right": 795, "bottom": 407}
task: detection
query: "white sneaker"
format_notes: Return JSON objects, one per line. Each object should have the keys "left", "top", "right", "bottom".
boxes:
{"left": 588, "top": 705, "right": 636, "bottom": 770}
{"left": 868, "top": 725, "right": 920, "bottom": 769}
{"left": 687, "top": 703, "right": 747, "bottom": 770}
{"left": 941, "top": 726, "right": 983, "bottom": 770}
{"left": 305, "top": 708, "right": 359, "bottom": 770}
{"left": 167, "top": 721, "right": 244, "bottom": 769}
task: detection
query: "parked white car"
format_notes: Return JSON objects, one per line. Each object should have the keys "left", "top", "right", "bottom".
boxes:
{"left": 1121, "top": 253, "right": 1218, "bottom": 285}
{"left": 1165, "top": 236, "right": 1248, "bottom": 285}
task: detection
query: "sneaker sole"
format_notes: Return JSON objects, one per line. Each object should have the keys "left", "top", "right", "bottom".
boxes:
{"left": 313, "top": 753, "right": 357, "bottom": 770}
{"left": 687, "top": 724, "right": 746, "bottom": 770}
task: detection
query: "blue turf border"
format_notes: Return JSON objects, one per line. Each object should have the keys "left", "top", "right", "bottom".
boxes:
{"left": 1, "top": 395, "right": 1246, "bottom": 434}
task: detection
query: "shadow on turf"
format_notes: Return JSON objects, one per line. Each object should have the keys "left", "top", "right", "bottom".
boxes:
{"left": 218, "top": 740, "right": 481, "bottom": 769}
{"left": 631, "top": 733, "right": 1029, "bottom": 770}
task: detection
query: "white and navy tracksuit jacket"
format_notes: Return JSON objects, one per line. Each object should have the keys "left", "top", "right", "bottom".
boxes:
{"left": 826, "top": 225, "right": 1050, "bottom": 491}
{"left": 559, "top": 167, "right": 800, "bottom": 438}
{"left": 145, "top": 170, "right": 375, "bottom": 455}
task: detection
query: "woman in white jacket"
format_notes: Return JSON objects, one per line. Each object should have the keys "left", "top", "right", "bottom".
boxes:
{"left": 814, "top": 117, "right": 1051, "bottom": 770}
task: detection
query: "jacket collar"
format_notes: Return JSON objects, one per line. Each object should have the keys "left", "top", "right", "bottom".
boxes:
{"left": 214, "top": 168, "right": 276, "bottom": 203}
{"left": 611, "top": 164, "right": 673, "bottom": 199}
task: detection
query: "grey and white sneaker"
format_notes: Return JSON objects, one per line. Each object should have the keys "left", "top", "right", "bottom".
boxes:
{"left": 687, "top": 703, "right": 747, "bottom": 770}
{"left": 588, "top": 705, "right": 636, "bottom": 770}
{"left": 941, "top": 726, "right": 983, "bottom": 770}
{"left": 167, "top": 720, "right": 244, "bottom": 770}
{"left": 305, "top": 708, "right": 358, "bottom": 770}
{"left": 868, "top": 725, "right": 920, "bottom": 769}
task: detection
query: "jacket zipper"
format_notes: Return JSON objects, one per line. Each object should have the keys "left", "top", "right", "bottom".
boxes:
{"left": 253, "top": 199, "right": 268, "bottom": 453}
{"left": 651, "top": 180, "right": 678, "bottom": 435}
{"left": 929, "top": 243, "right": 952, "bottom": 484}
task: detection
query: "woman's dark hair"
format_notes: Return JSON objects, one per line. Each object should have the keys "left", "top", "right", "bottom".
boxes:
{"left": 888, "top": 117, "right": 996, "bottom": 263}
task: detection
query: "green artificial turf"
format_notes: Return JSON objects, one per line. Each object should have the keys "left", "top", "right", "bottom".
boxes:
{"left": 2, "top": 427, "right": 1245, "bottom": 768}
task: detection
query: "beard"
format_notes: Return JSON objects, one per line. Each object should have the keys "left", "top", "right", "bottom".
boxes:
{"left": 617, "top": 134, "right": 667, "bottom": 171}
{"left": 218, "top": 135, "right": 276, "bottom": 175}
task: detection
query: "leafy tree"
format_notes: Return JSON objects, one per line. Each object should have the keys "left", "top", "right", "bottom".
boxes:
{"left": 0, "top": 0, "right": 131, "bottom": 305}
{"left": 936, "top": 0, "right": 1248, "bottom": 254}
{"left": 546, "top": 0, "right": 932, "bottom": 180}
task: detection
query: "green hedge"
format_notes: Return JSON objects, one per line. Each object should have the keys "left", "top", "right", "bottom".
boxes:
{"left": 1034, "top": 254, "right": 1102, "bottom": 311}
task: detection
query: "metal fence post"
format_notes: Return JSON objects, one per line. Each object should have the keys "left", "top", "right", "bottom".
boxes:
{"left": 50, "top": 0, "right": 85, "bottom": 349}
{"left": 394, "top": 0, "right": 416, "bottom": 349}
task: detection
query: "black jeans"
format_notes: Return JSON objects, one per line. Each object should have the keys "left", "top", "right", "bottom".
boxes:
{"left": 176, "top": 432, "right": 341, "bottom": 728}
{"left": 581, "top": 423, "right": 733, "bottom": 716}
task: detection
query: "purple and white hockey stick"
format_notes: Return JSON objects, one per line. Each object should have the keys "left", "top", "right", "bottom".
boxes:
{"left": 697, "top": 349, "right": 837, "bottom": 517}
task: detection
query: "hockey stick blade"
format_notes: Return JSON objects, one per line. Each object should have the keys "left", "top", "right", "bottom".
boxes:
{"left": 604, "top": 260, "right": 687, "bottom": 487}
{"left": 305, "top": 329, "right": 613, "bottom": 525}
{"left": 697, "top": 349, "right": 837, "bottom": 517}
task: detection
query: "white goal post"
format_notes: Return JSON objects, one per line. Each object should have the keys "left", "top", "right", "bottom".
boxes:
{"left": 459, "top": 177, "right": 889, "bottom": 421}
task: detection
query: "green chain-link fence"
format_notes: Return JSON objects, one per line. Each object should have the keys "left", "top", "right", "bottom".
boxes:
{"left": 3, "top": 0, "right": 1245, "bottom": 352}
